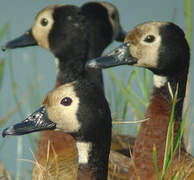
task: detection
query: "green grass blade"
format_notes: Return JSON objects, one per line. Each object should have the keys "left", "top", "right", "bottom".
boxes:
{"left": 115, "top": 84, "right": 124, "bottom": 112}
{"left": 173, "top": 108, "right": 188, "bottom": 154}
{"left": 108, "top": 69, "right": 146, "bottom": 108}
{"left": 121, "top": 99, "right": 128, "bottom": 121}
{"left": 126, "top": 68, "right": 136, "bottom": 89}
{"left": 107, "top": 69, "right": 143, "bottom": 118}
{"left": 126, "top": 68, "right": 147, "bottom": 108}
{"left": 153, "top": 144, "right": 161, "bottom": 180}
{"left": 126, "top": 83, "right": 147, "bottom": 108}
{"left": 161, "top": 84, "right": 178, "bottom": 178}
{"left": 0, "top": 22, "right": 9, "bottom": 43}
{"left": 123, "top": 68, "right": 140, "bottom": 121}
{"left": 172, "top": 172, "right": 179, "bottom": 180}
{"left": 0, "top": 59, "right": 5, "bottom": 90}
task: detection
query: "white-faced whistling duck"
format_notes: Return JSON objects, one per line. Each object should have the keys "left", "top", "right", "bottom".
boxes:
{"left": 3, "top": 80, "right": 113, "bottom": 180}
{"left": 86, "top": 21, "right": 194, "bottom": 180}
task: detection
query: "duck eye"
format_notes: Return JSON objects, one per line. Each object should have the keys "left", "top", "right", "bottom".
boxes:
{"left": 61, "top": 97, "right": 72, "bottom": 106}
{"left": 111, "top": 13, "right": 116, "bottom": 20}
{"left": 144, "top": 35, "right": 155, "bottom": 43}
{"left": 40, "top": 18, "right": 48, "bottom": 26}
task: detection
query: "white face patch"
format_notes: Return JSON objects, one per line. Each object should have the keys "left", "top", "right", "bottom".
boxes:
{"left": 76, "top": 142, "right": 92, "bottom": 164}
{"left": 32, "top": 5, "right": 64, "bottom": 50}
{"left": 45, "top": 82, "right": 81, "bottom": 133}
{"left": 153, "top": 74, "right": 167, "bottom": 88}
{"left": 130, "top": 22, "right": 167, "bottom": 69}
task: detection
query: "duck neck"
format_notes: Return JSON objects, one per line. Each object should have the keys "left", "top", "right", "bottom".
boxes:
{"left": 79, "top": 10, "right": 113, "bottom": 92}
{"left": 86, "top": 23, "right": 112, "bottom": 59}
{"left": 76, "top": 140, "right": 110, "bottom": 180}
{"left": 153, "top": 71, "right": 187, "bottom": 118}
{"left": 132, "top": 70, "right": 188, "bottom": 178}
{"left": 53, "top": 35, "right": 105, "bottom": 90}
{"left": 54, "top": 53, "right": 87, "bottom": 88}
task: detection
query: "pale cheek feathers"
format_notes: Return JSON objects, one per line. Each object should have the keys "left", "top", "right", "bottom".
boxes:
{"left": 132, "top": 43, "right": 160, "bottom": 69}
{"left": 32, "top": 11, "right": 54, "bottom": 50}
{"left": 47, "top": 102, "right": 81, "bottom": 133}
{"left": 32, "top": 24, "right": 53, "bottom": 50}
{"left": 130, "top": 45, "right": 140, "bottom": 59}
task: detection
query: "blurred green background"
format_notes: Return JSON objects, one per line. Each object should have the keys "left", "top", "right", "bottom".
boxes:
{"left": 0, "top": 0, "right": 193, "bottom": 179}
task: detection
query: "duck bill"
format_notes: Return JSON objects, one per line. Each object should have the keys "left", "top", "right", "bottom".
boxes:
{"left": 2, "top": 106, "right": 56, "bottom": 137}
{"left": 86, "top": 42, "right": 137, "bottom": 69}
{"left": 115, "top": 27, "right": 127, "bottom": 42}
{"left": 1, "top": 28, "right": 37, "bottom": 51}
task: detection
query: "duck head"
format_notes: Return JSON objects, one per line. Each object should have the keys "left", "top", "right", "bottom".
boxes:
{"left": 1, "top": 5, "right": 86, "bottom": 58}
{"left": 86, "top": 21, "right": 190, "bottom": 77}
{"left": 2, "top": 81, "right": 111, "bottom": 142}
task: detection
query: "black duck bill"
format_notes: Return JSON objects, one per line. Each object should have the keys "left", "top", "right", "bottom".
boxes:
{"left": 1, "top": 29, "right": 37, "bottom": 51}
{"left": 85, "top": 42, "right": 137, "bottom": 69}
{"left": 2, "top": 106, "right": 56, "bottom": 137}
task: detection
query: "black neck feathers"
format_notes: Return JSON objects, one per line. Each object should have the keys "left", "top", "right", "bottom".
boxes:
{"left": 152, "top": 22, "right": 190, "bottom": 119}
{"left": 73, "top": 81, "right": 112, "bottom": 179}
